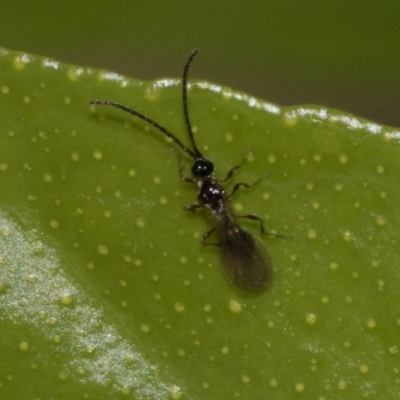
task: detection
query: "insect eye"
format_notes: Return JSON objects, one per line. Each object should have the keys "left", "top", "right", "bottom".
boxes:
{"left": 191, "top": 158, "right": 214, "bottom": 177}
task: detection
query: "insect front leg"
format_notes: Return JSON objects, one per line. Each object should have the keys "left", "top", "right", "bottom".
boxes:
{"left": 228, "top": 172, "right": 269, "bottom": 198}
{"left": 171, "top": 148, "right": 197, "bottom": 184}
{"left": 179, "top": 166, "right": 197, "bottom": 184}
{"left": 221, "top": 151, "right": 252, "bottom": 183}
{"left": 221, "top": 158, "right": 246, "bottom": 183}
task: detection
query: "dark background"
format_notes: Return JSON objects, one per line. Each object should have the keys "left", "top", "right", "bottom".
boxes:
{"left": 1, "top": 1, "right": 399, "bottom": 127}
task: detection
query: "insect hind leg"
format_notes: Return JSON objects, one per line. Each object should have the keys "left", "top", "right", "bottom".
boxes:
{"left": 236, "top": 214, "right": 292, "bottom": 240}
{"left": 199, "top": 228, "right": 219, "bottom": 246}
{"left": 236, "top": 214, "right": 265, "bottom": 234}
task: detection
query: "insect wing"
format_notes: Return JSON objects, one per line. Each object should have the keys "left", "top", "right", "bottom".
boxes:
{"left": 219, "top": 227, "right": 271, "bottom": 291}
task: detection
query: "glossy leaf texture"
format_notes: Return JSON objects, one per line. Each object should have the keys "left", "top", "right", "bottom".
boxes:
{"left": 0, "top": 47, "right": 400, "bottom": 399}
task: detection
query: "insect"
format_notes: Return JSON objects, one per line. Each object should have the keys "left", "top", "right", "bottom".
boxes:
{"left": 90, "top": 49, "right": 283, "bottom": 291}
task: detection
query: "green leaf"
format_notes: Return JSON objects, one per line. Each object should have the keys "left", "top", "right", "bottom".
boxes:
{"left": 0, "top": 46, "right": 399, "bottom": 399}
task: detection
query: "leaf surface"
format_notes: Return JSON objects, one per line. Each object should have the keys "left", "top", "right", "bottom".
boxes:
{"left": 0, "top": 47, "right": 399, "bottom": 399}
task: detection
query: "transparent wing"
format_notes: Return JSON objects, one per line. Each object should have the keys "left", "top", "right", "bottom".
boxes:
{"left": 218, "top": 227, "right": 272, "bottom": 291}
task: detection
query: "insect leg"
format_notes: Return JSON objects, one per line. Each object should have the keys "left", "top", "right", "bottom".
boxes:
{"left": 179, "top": 166, "right": 197, "bottom": 184}
{"left": 236, "top": 214, "right": 265, "bottom": 234}
{"left": 185, "top": 203, "right": 203, "bottom": 212}
{"left": 228, "top": 172, "right": 269, "bottom": 198}
{"left": 199, "top": 228, "right": 219, "bottom": 246}
{"left": 171, "top": 149, "right": 201, "bottom": 209}
{"left": 221, "top": 158, "right": 246, "bottom": 182}
{"left": 171, "top": 148, "right": 197, "bottom": 184}
{"left": 221, "top": 151, "right": 253, "bottom": 183}
{"left": 236, "top": 214, "right": 292, "bottom": 240}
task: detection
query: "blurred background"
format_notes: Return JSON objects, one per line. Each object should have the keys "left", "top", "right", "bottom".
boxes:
{"left": 1, "top": 1, "right": 399, "bottom": 127}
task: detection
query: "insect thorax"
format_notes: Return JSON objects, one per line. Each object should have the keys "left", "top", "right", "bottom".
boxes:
{"left": 198, "top": 177, "right": 228, "bottom": 214}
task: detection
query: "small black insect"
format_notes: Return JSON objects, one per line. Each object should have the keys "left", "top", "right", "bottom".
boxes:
{"left": 90, "top": 49, "right": 284, "bottom": 292}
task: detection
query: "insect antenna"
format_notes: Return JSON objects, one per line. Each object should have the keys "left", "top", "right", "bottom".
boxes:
{"left": 182, "top": 48, "right": 203, "bottom": 159}
{"left": 89, "top": 100, "right": 195, "bottom": 158}
{"left": 89, "top": 48, "right": 206, "bottom": 160}
{"left": 90, "top": 49, "right": 204, "bottom": 160}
